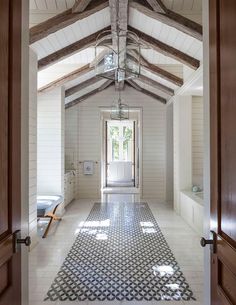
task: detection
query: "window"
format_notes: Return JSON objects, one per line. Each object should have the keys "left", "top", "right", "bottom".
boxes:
{"left": 107, "top": 122, "right": 133, "bottom": 162}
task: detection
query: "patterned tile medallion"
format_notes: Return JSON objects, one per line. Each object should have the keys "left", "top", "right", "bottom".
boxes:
{"left": 45, "top": 202, "right": 196, "bottom": 301}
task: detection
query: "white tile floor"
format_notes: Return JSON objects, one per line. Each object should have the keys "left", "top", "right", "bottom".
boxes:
{"left": 29, "top": 194, "right": 204, "bottom": 305}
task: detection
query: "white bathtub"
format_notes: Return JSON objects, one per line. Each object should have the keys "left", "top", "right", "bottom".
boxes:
{"left": 180, "top": 191, "right": 204, "bottom": 235}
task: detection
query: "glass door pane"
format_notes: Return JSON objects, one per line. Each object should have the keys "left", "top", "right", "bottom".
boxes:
{"left": 123, "top": 126, "right": 133, "bottom": 161}
{"left": 106, "top": 121, "right": 135, "bottom": 187}
{"left": 109, "top": 125, "right": 119, "bottom": 161}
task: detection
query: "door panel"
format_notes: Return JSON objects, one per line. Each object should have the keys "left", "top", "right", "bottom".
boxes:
{"left": 209, "top": 0, "right": 236, "bottom": 304}
{"left": 220, "top": 0, "right": 236, "bottom": 244}
{"left": 0, "top": 0, "right": 10, "bottom": 239}
{"left": 106, "top": 121, "right": 135, "bottom": 186}
{"left": 0, "top": 1, "right": 22, "bottom": 304}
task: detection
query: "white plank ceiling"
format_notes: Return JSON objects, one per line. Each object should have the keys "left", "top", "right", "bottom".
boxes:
{"left": 65, "top": 79, "right": 107, "bottom": 104}
{"left": 31, "top": 7, "right": 110, "bottom": 59}
{"left": 30, "top": 0, "right": 202, "bottom": 12}
{"left": 64, "top": 69, "right": 96, "bottom": 90}
{"left": 30, "top": 0, "right": 202, "bottom": 26}
{"left": 134, "top": 79, "right": 171, "bottom": 100}
{"left": 30, "top": 0, "right": 202, "bottom": 101}
{"left": 30, "top": 0, "right": 75, "bottom": 26}
{"left": 31, "top": 0, "right": 75, "bottom": 10}
{"left": 163, "top": 0, "right": 201, "bottom": 10}
{"left": 38, "top": 47, "right": 96, "bottom": 88}
{"left": 129, "top": 8, "right": 202, "bottom": 64}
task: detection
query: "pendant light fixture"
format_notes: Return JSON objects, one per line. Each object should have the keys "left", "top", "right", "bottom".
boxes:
{"left": 110, "top": 90, "right": 129, "bottom": 121}
{"left": 94, "top": 1, "right": 141, "bottom": 82}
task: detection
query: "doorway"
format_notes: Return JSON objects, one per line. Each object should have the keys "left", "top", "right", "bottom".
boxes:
{"left": 101, "top": 108, "right": 141, "bottom": 193}
{"left": 106, "top": 120, "right": 135, "bottom": 187}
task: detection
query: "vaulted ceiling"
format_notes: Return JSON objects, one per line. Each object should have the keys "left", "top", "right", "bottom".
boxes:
{"left": 30, "top": 0, "right": 203, "bottom": 108}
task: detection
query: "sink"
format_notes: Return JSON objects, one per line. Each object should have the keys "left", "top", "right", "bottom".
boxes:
{"left": 194, "top": 192, "right": 204, "bottom": 200}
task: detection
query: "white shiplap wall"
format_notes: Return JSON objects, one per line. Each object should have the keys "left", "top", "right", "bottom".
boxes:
{"left": 65, "top": 86, "right": 167, "bottom": 200}
{"left": 65, "top": 107, "right": 79, "bottom": 198}
{"left": 29, "top": 49, "right": 38, "bottom": 249}
{"left": 192, "top": 96, "right": 203, "bottom": 188}
{"left": 65, "top": 108, "right": 78, "bottom": 170}
{"left": 37, "top": 88, "right": 65, "bottom": 210}
{"left": 173, "top": 95, "right": 192, "bottom": 213}
{"left": 166, "top": 103, "right": 173, "bottom": 203}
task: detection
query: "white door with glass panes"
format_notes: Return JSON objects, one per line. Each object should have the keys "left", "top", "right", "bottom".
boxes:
{"left": 106, "top": 121, "right": 135, "bottom": 186}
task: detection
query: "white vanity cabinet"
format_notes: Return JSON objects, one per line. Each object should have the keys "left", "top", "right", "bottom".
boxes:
{"left": 64, "top": 171, "right": 76, "bottom": 207}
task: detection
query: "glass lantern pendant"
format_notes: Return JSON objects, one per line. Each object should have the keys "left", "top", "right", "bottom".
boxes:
{"left": 110, "top": 92, "right": 129, "bottom": 121}
{"left": 95, "top": 29, "right": 141, "bottom": 82}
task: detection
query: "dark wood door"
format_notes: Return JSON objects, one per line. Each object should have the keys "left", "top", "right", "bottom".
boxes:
{"left": 0, "top": 1, "right": 23, "bottom": 304}
{"left": 209, "top": 0, "right": 236, "bottom": 304}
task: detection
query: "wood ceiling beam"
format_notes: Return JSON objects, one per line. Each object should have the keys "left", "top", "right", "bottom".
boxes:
{"left": 109, "top": 0, "right": 129, "bottom": 90}
{"left": 145, "top": 0, "right": 166, "bottom": 13}
{"left": 65, "top": 76, "right": 101, "bottom": 97}
{"left": 66, "top": 88, "right": 100, "bottom": 109}
{"left": 127, "top": 51, "right": 183, "bottom": 87}
{"left": 126, "top": 79, "right": 166, "bottom": 104}
{"left": 65, "top": 80, "right": 113, "bottom": 109}
{"left": 130, "top": 0, "right": 202, "bottom": 41}
{"left": 38, "top": 64, "right": 93, "bottom": 93}
{"left": 38, "top": 26, "right": 111, "bottom": 71}
{"left": 72, "top": 0, "right": 93, "bottom": 13}
{"left": 128, "top": 26, "right": 200, "bottom": 69}
{"left": 138, "top": 74, "right": 174, "bottom": 96}
{"left": 30, "top": 0, "right": 109, "bottom": 44}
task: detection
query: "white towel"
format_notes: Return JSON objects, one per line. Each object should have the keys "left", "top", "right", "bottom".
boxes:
{"left": 83, "top": 161, "right": 94, "bottom": 175}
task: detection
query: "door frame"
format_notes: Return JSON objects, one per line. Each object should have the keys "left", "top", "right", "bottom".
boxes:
{"left": 0, "top": 1, "right": 29, "bottom": 304}
{"left": 100, "top": 107, "right": 143, "bottom": 195}
{"left": 21, "top": 1, "right": 30, "bottom": 305}
{"left": 208, "top": 1, "right": 236, "bottom": 304}
{"left": 105, "top": 120, "right": 136, "bottom": 187}
{"left": 202, "top": 1, "right": 211, "bottom": 305}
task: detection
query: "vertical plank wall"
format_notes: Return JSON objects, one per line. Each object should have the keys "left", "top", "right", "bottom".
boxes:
{"left": 166, "top": 103, "right": 174, "bottom": 203}
{"left": 65, "top": 107, "right": 79, "bottom": 198}
{"left": 37, "top": 88, "right": 65, "bottom": 212}
{"left": 173, "top": 95, "right": 192, "bottom": 213}
{"left": 173, "top": 95, "right": 204, "bottom": 213}
{"left": 29, "top": 49, "right": 38, "bottom": 248}
{"left": 65, "top": 86, "right": 167, "bottom": 200}
{"left": 192, "top": 96, "right": 204, "bottom": 188}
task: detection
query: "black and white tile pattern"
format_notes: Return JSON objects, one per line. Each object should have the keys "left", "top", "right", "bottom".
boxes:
{"left": 45, "top": 202, "right": 196, "bottom": 302}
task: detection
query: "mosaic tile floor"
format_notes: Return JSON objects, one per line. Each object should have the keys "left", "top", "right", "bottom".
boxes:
{"left": 45, "top": 202, "right": 196, "bottom": 302}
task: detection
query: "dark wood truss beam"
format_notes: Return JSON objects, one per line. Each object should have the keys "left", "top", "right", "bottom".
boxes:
{"left": 130, "top": 0, "right": 202, "bottom": 41}
{"left": 126, "top": 79, "right": 167, "bottom": 104}
{"left": 30, "top": 0, "right": 109, "bottom": 44}
{"left": 72, "top": 0, "right": 93, "bottom": 13}
{"left": 127, "top": 51, "right": 183, "bottom": 86}
{"left": 129, "top": 26, "right": 200, "bottom": 69}
{"left": 38, "top": 26, "right": 111, "bottom": 70}
{"left": 38, "top": 64, "right": 93, "bottom": 93}
{"left": 65, "top": 80, "right": 113, "bottom": 108}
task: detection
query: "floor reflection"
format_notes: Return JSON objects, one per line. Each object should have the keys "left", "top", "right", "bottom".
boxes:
{"left": 45, "top": 201, "right": 196, "bottom": 302}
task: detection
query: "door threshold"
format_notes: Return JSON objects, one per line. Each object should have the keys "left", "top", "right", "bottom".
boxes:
{"left": 102, "top": 187, "right": 140, "bottom": 194}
